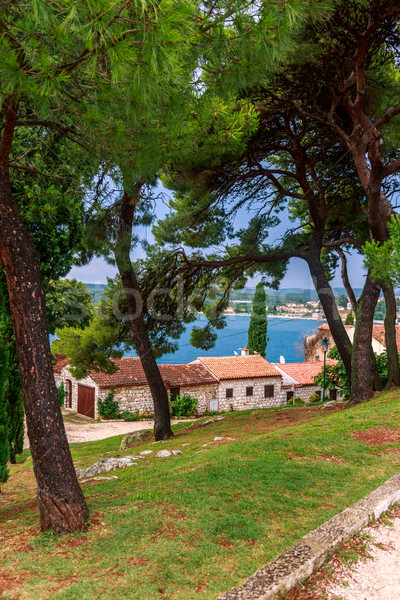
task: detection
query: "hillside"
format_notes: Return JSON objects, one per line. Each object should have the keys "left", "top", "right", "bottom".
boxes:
{"left": 2, "top": 391, "right": 400, "bottom": 599}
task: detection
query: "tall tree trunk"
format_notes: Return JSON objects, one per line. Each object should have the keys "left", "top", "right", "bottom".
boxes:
{"left": 115, "top": 189, "right": 173, "bottom": 441}
{"left": 370, "top": 347, "right": 383, "bottom": 392}
{"left": 307, "top": 252, "right": 353, "bottom": 382}
{"left": 381, "top": 282, "right": 400, "bottom": 388}
{"left": 0, "top": 166, "right": 89, "bottom": 533}
{"left": 336, "top": 248, "right": 357, "bottom": 313}
{"left": 348, "top": 273, "right": 381, "bottom": 405}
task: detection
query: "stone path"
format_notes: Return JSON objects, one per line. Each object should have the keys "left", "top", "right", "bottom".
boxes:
{"left": 23, "top": 410, "right": 190, "bottom": 449}
{"left": 322, "top": 513, "right": 400, "bottom": 600}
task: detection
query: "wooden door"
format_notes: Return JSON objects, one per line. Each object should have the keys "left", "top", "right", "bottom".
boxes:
{"left": 77, "top": 385, "right": 95, "bottom": 418}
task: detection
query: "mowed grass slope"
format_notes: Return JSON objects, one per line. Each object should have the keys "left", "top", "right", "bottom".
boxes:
{"left": 2, "top": 391, "right": 400, "bottom": 600}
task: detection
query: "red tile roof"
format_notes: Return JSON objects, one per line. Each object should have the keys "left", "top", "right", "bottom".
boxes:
{"left": 274, "top": 360, "right": 337, "bottom": 386}
{"left": 88, "top": 358, "right": 218, "bottom": 389}
{"left": 53, "top": 354, "right": 69, "bottom": 373}
{"left": 372, "top": 324, "right": 400, "bottom": 348}
{"left": 197, "top": 355, "right": 281, "bottom": 380}
{"left": 318, "top": 323, "right": 400, "bottom": 349}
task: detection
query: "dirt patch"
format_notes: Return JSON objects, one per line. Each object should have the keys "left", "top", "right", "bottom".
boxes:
{"left": 316, "top": 455, "right": 346, "bottom": 464}
{"left": 128, "top": 556, "right": 148, "bottom": 566}
{"left": 0, "top": 571, "right": 30, "bottom": 596}
{"left": 218, "top": 538, "right": 233, "bottom": 548}
{"left": 353, "top": 427, "right": 400, "bottom": 446}
{"left": 286, "top": 451, "right": 303, "bottom": 459}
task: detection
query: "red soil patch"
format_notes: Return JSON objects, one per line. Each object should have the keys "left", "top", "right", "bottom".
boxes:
{"left": 128, "top": 556, "right": 148, "bottom": 566}
{"left": 0, "top": 526, "right": 37, "bottom": 553}
{"left": 286, "top": 451, "right": 303, "bottom": 460}
{"left": 195, "top": 581, "right": 207, "bottom": 593}
{"left": 0, "top": 571, "right": 30, "bottom": 596}
{"left": 353, "top": 427, "right": 400, "bottom": 446}
{"left": 218, "top": 538, "right": 233, "bottom": 548}
{"left": 316, "top": 455, "right": 346, "bottom": 464}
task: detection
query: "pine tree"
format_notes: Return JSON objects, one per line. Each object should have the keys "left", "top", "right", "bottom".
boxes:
{"left": 0, "top": 346, "right": 10, "bottom": 491}
{"left": 345, "top": 311, "right": 355, "bottom": 326}
{"left": 248, "top": 283, "right": 268, "bottom": 358}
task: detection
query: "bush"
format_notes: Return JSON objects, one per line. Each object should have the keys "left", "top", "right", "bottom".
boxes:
{"left": 98, "top": 390, "right": 119, "bottom": 419}
{"left": 57, "top": 383, "right": 66, "bottom": 407}
{"left": 308, "top": 393, "right": 321, "bottom": 404}
{"left": 287, "top": 396, "right": 304, "bottom": 406}
{"left": 170, "top": 394, "right": 198, "bottom": 418}
{"left": 121, "top": 409, "right": 140, "bottom": 422}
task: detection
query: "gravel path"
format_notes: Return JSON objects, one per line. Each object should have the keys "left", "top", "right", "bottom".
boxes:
{"left": 323, "top": 514, "right": 400, "bottom": 600}
{"left": 23, "top": 414, "right": 189, "bottom": 448}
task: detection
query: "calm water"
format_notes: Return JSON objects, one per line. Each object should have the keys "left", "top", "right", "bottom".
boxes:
{"left": 124, "top": 316, "right": 324, "bottom": 364}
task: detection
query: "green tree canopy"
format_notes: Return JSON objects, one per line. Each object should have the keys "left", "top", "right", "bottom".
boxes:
{"left": 247, "top": 283, "right": 268, "bottom": 358}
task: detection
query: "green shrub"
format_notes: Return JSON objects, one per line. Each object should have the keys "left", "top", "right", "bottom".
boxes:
{"left": 287, "top": 396, "right": 304, "bottom": 406}
{"left": 98, "top": 390, "right": 119, "bottom": 419}
{"left": 121, "top": 409, "right": 140, "bottom": 422}
{"left": 170, "top": 394, "right": 198, "bottom": 418}
{"left": 57, "top": 383, "right": 66, "bottom": 407}
{"left": 293, "top": 396, "right": 304, "bottom": 405}
{"left": 308, "top": 393, "right": 322, "bottom": 404}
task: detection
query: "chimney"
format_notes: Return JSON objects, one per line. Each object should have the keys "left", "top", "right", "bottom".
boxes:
{"left": 240, "top": 347, "right": 250, "bottom": 356}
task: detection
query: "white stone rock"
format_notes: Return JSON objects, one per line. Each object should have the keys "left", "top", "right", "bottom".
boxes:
{"left": 214, "top": 437, "right": 224, "bottom": 441}
{"left": 182, "top": 443, "right": 190, "bottom": 447}
{"left": 140, "top": 450, "right": 153, "bottom": 455}
{"left": 156, "top": 449, "right": 182, "bottom": 458}
{"left": 156, "top": 450, "right": 173, "bottom": 458}
{"left": 75, "top": 457, "right": 137, "bottom": 480}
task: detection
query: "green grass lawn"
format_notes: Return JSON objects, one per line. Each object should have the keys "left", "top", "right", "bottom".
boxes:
{"left": 2, "top": 391, "right": 400, "bottom": 600}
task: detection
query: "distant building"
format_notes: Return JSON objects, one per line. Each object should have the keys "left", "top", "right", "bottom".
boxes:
{"left": 304, "top": 323, "right": 400, "bottom": 361}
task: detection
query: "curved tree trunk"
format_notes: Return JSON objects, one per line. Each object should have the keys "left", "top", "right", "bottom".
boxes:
{"left": 0, "top": 166, "right": 89, "bottom": 533}
{"left": 115, "top": 189, "right": 173, "bottom": 441}
{"left": 307, "top": 252, "right": 352, "bottom": 382}
{"left": 381, "top": 282, "right": 400, "bottom": 388}
{"left": 348, "top": 273, "right": 381, "bottom": 405}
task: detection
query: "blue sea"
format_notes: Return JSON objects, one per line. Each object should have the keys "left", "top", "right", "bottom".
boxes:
{"left": 124, "top": 316, "right": 324, "bottom": 364}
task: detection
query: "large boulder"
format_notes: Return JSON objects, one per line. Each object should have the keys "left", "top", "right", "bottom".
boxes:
{"left": 76, "top": 457, "right": 137, "bottom": 480}
{"left": 120, "top": 429, "right": 152, "bottom": 450}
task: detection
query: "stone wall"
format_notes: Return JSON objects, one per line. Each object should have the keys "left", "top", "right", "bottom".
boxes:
{"left": 98, "top": 383, "right": 220, "bottom": 416}
{"left": 216, "top": 377, "right": 285, "bottom": 412}
{"left": 280, "top": 384, "right": 343, "bottom": 404}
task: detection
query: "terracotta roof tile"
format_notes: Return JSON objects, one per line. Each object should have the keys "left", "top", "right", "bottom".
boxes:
{"left": 372, "top": 324, "right": 400, "bottom": 348}
{"left": 197, "top": 355, "right": 281, "bottom": 380}
{"left": 274, "top": 360, "right": 337, "bottom": 386}
{"left": 53, "top": 354, "right": 69, "bottom": 373}
{"left": 88, "top": 358, "right": 218, "bottom": 389}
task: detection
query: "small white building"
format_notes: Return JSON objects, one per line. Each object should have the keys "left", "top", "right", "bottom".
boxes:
{"left": 189, "top": 354, "right": 284, "bottom": 412}
{"left": 273, "top": 360, "right": 341, "bottom": 403}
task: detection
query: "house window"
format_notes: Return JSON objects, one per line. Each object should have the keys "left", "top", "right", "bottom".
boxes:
{"left": 169, "top": 387, "right": 180, "bottom": 401}
{"left": 226, "top": 388, "right": 233, "bottom": 398}
{"left": 315, "top": 390, "right": 321, "bottom": 398}
{"left": 287, "top": 391, "right": 294, "bottom": 402}
{"left": 246, "top": 386, "right": 253, "bottom": 397}
{"left": 315, "top": 355, "right": 320, "bottom": 360}
{"left": 264, "top": 385, "right": 274, "bottom": 398}
{"left": 329, "top": 389, "right": 337, "bottom": 401}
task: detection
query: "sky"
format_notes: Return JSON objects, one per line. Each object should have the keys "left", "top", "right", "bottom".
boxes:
{"left": 68, "top": 182, "right": 367, "bottom": 291}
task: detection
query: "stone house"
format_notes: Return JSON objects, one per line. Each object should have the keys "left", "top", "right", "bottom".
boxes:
{"left": 273, "top": 360, "right": 341, "bottom": 403}
{"left": 189, "top": 354, "right": 284, "bottom": 412}
{"left": 305, "top": 323, "right": 400, "bottom": 362}
{"left": 54, "top": 357, "right": 218, "bottom": 419}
